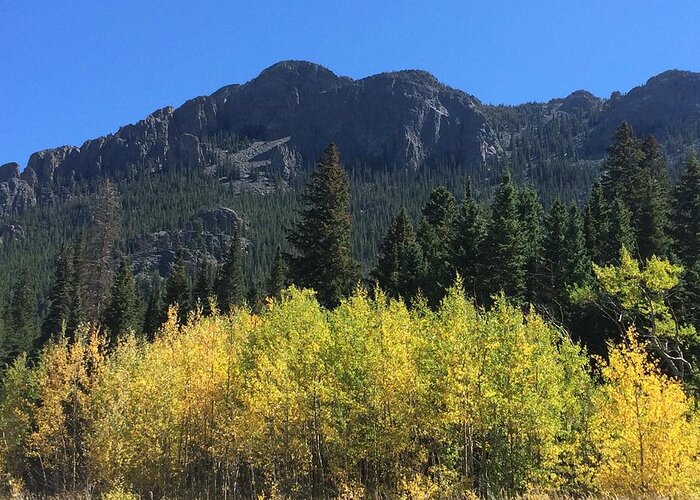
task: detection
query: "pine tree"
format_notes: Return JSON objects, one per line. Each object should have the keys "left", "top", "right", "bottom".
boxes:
{"left": 543, "top": 199, "right": 569, "bottom": 311}
{"left": 193, "top": 259, "right": 215, "bottom": 316}
{"left": 266, "top": 246, "right": 288, "bottom": 300}
{"left": 565, "top": 205, "right": 591, "bottom": 287}
{"left": 165, "top": 248, "right": 190, "bottom": 325}
{"left": 518, "top": 185, "right": 545, "bottom": 304}
{"left": 417, "top": 187, "right": 458, "bottom": 307}
{"left": 85, "top": 179, "right": 121, "bottom": 321}
{"left": 585, "top": 183, "right": 609, "bottom": 264}
{"left": 41, "top": 245, "right": 74, "bottom": 346}
{"left": 68, "top": 231, "right": 87, "bottom": 336}
{"left": 216, "top": 231, "right": 245, "bottom": 314}
{"left": 483, "top": 172, "right": 527, "bottom": 302}
{"left": 7, "top": 269, "right": 37, "bottom": 358}
{"left": 636, "top": 136, "right": 671, "bottom": 260}
{"left": 372, "top": 208, "right": 425, "bottom": 301}
{"left": 600, "top": 122, "right": 643, "bottom": 206}
{"left": 287, "top": 143, "right": 361, "bottom": 308}
{"left": 451, "top": 180, "right": 485, "bottom": 300}
{"left": 143, "top": 280, "right": 166, "bottom": 340}
{"left": 103, "top": 257, "right": 140, "bottom": 343}
{"left": 605, "top": 198, "right": 636, "bottom": 263}
{"left": 673, "top": 151, "right": 700, "bottom": 266}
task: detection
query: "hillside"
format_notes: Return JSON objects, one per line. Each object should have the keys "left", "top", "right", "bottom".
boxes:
{"left": 1, "top": 61, "right": 700, "bottom": 317}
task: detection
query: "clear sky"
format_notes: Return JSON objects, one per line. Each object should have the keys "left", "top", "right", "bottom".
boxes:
{"left": 2, "top": 0, "right": 699, "bottom": 167}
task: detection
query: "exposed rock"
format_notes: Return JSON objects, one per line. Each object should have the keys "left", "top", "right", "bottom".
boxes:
{"left": 587, "top": 70, "right": 700, "bottom": 154}
{"left": 4, "top": 60, "right": 700, "bottom": 225}
{"left": 20, "top": 167, "right": 38, "bottom": 188}
{"left": 26, "top": 146, "right": 79, "bottom": 185}
{"left": 0, "top": 178, "right": 36, "bottom": 219}
{"left": 0, "top": 162, "right": 20, "bottom": 182}
{"left": 129, "top": 207, "right": 247, "bottom": 278}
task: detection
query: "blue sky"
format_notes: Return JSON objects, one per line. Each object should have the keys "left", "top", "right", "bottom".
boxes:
{"left": 2, "top": 0, "right": 699, "bottom": 167}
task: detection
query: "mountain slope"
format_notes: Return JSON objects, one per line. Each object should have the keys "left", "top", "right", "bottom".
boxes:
{"left": 3, "top": 61, "right": 700, "bottom": 225}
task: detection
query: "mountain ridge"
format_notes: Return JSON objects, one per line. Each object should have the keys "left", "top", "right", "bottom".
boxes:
{"left": 2, "top": 61, "right": 700, "bottom": 223}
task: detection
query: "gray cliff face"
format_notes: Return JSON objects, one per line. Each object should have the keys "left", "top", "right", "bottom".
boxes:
{"left": 0, "top": 162, "right": 36, "bottom": 219}
{"left": 220, "top": 61, "right": 500, "bottom": 169}
{"left": 586, "top": 70, "right": 700, "bottom": 152}
{"left": 3, "top": 61, "right": 700, "bottom": 224}
{"left": 129, "top": 207, "right": 246, "bottom": 279}
{"left": 5, "top": 60, "right": 500, "bottom": 199}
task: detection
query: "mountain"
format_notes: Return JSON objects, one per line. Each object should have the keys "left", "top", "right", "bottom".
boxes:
{"left": 3, "top": 61, "right": 700, "bottom": 222}
{"left": 1, "top": 61, "right": 700, "bottom": 300}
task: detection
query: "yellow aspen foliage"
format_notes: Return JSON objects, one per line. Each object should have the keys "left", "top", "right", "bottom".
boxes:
{"left": 0, "top": 326, "right": 104, "bottom": 492}
{"left": 326, "top": 288, "right": 423, "bottom": 492}
{"left": 591, "top": 330, "right": 700, "bottom": 498}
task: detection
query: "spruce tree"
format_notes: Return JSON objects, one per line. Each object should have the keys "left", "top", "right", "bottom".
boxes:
{"left": 287, "top": 143, "right": 361, "bottom": 308}
{"left": 165, "top": 248, "right": 191, "bottom": 324}
{"left": 585, "top": 183, "right": 609, "bottom": 264}
{"left": 417, "top": 187, "right": 458, "bottom": 307}
{"left": 518, "top": 185, "right": 545, "bottom": 304}
{"left": 266, "top": 246, "right": 288, "bottom": 300}
{"left": 41, "top": 245, "right": 74, "bottom": 345}
{"left": 7, "top": 269, "right": 37, "bottom": 358}
{"left": 673, "top": 151, "right": 700, "bottom": 266}
{"left": 103, "top": 257, "right": 140, "bottom": 343}
{"left": 600, "top": 122, "right": 643, "bottom": 206}
{"left": 483, "top": 172, "right": 527, "bottom": 302}
{"left": 565, "top": 205, "right": 591, "bottom": 287}
{"left": 216, "top": 231, "right": 245, "bottom": 314}
{"left": 193, "top": 259, "right": 215, "bottom": 316}
{"left": 143, "top": 280, "right": 166, "bottom": 340}
{"left": 605, "top": 198, "right": 636, "bottom": 263}
{"left": 372, "top": 208, "right": 425, "bottom": 301}
{"left": 85, "top": 179, "right": 121, "bottom": 321}
{"left": 68, "top": 231, "right": 87, "bottom": 335}
{"left": 451, "top": 180, "right": 485, "bottom": 300}
{"left": 543, "top": 199, "right": 569, "bottom": 310}
{"left": 636, "top": 135, "right": 671, "bottom": 260}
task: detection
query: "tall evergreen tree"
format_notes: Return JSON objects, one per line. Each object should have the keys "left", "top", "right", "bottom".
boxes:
{"left": 103, "top": 257, "right": 140, "bottom": 343}
{"left": 585, "top": 183, "right": 609, "bottom": 264}
{"left": 673, "top": 151, "right": 700, "bottom": 266}
{"left": 216, "top": 231, "right": 245, "bottom": 314}
{"left": 85, "top": 179, "right": 121, "bottom": 321}
{"left": 542, "top": 199, "right": 569, "bottom": 312}
{"left": 565, "top": 205, "right": 591, "bottom": 287}
{"left": 143, "top": 280, "right": 166, "bottom": 340}
{"left": 518, "top": 185, "right": 545, "bottom": 303}
{"left": 451, "top": 180, "right": 485, "bottom": 300}
{"left": 372, "top": 208, "right": 425, "bottom": 301}
{"left": 483, "top": 172, "right": 527, "bottom": 302}
{"left": 41, "top": 245, "right": 74, "bottom": 345}
{"left": 417, "top": 187, "right": 458, "bottom": 307}
{"left": 600, "top": 122, "right": 643, "bottom": 206}
{"left": 605, "top": 198, "right": 636, "bottom": 263}
{"left": 193, "top": 259, "right": 215, "bottom": 316}
{"left": 7, "top": 269, "right": 37, "bottom": 358}
{"left": 287, "top": 143, "right": 361, "bottom": 308}
{"left": 266, "top": 246, "right": 288, "bottom": 300}
{"left": 165, "top": 248, "right": 191, "bottom": 325}
{"left": 636, "top": 135, "right": 672, "bottom": 260}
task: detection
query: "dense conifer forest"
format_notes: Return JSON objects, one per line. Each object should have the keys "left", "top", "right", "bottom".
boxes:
{"left": 2, "top": 122, "right": 700, "bottom": 497}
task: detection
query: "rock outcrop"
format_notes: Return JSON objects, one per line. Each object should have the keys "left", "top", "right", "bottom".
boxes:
{"left": 129, "top": 207, "right": 247, "bottom": 278}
